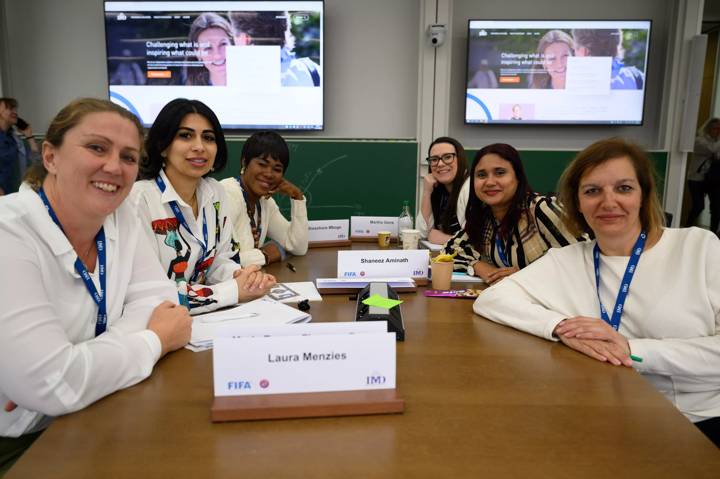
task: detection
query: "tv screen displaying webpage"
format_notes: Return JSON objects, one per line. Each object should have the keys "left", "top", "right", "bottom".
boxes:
{"left": 465, "top": 20, "right": 651, "bottom": 125}
{"left": 104, "top": 1, "right": 324, "bottom": 130}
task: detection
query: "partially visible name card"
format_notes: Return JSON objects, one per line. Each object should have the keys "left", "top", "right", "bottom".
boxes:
{"left": 214, "top": 332, "right": 396, "bottom": 396}
{"left": 308, "top": 219, "right": 349, "bottom": 242}
{"left": 351, "top": 216, "right": 399, "bottom": 238}
{"left": 214, "top": 321, "right": 387, "bottom": 339}
{"left": 337, "top": 250, "right": 429, "bottom": 279}
{"left": 316, "top": 277, "right": 415, "bottom": 290}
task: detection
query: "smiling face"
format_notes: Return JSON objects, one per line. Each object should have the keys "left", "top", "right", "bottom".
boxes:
{"left": 543, "top": 41, "right": 571, "bottom": 86}
{"left": 428, "top": 142, "right": 458, "bottom": 186}
{"left": 196, "top": 27, "right": 230, "bottom": 85}
{"left": 162, "top": 113, "right": 217, "bottom": 183}
{"left": 242, "top": 155, "right": 285, "bottom": 197}
{"left": 473, "top": 153, "right": 518, "bottom": 213}
{"left": 578, "top": 156, "right": 643, "bottom": 241}
{"left": 43, "top": 112, "right": 140, "bottom": 221}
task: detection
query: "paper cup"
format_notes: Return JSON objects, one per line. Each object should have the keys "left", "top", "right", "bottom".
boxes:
{"left": 377, "top": 231, "right": 392, "bottom": 248}
{"left": 401, "top": 229, "right": 421, "bottom": 249}
{"left": 430, "top": 261, "right": 453, "bottom": 290}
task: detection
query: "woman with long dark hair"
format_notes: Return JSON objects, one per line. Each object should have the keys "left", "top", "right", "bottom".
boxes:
{"left": 131, "top": 98, "right": 275, "bottom": 314}
{"left": 417, "top": 136, "right": 470, "bottom": 244}
{"left": 443, "top": 143, "right": 581, "bottom": 284}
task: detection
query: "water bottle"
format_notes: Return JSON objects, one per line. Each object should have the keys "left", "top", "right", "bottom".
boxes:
{"left": 398, "top": 200, "right": 413, "bottom": 245}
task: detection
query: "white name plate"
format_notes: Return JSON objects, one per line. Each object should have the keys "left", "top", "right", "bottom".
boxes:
{"left": 337, "top": 250, "right": 429, "bottom": 279}
{"left": 350, "top": 216, "right": 399, "bottom": 238}
{"left": 308, "top": 219, "right": 349, "bottom": 242}
{"left": 214, "top": 332, "right": 396, "bottom": 396}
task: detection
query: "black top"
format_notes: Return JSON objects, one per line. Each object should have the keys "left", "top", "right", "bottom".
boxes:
{"left": 430, "top": 186, "right": 461, "bottom": 235}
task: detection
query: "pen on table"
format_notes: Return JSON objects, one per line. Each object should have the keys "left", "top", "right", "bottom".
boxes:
{"left": 630, "top": 354, "right": 643, "bottom": 363}
{"left": 286, "top": 262, "right": 296, "bottom": 273}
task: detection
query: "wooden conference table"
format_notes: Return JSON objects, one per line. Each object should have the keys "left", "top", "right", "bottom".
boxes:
{"left": 8, "top": 244, "right": 720, "bottom": 478}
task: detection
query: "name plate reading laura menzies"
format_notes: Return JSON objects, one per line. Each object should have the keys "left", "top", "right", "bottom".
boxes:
{"left": 308, "top": 219, "right": 349, "bottom": 242}
{"left": 337, "top": 250, "right": 429, "bottom": 279}
{"left": 350, "top": 216, "right": 399, "bottom": 238}
{"left": 213, "top": 332, "right": 396, "bottom": 396}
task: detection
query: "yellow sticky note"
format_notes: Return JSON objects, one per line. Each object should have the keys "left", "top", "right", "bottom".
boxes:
{"left": 362, "top": 294, "right": 403, "bottom": 309}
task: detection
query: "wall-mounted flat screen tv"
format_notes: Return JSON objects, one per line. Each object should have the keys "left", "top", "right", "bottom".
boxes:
{"left": 465, "top": 20, "right": 651, "bottom": 125}
{"left": 104, "top": 1, "right": 324, "bottom": 130}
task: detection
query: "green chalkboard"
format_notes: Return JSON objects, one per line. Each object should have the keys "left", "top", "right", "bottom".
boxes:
{"left": 467, "top": 149, "right": 668, "bottom": 197}
{"left": 213, "top": 140, "right": 418, "bottom": 220}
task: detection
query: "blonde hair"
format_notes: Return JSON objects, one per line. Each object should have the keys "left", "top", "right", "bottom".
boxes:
{"left": 24, "top": 98, "right": 143, "bottom": 190}
{"left": 558, "top": 137, "right": 664, "bottom": 237}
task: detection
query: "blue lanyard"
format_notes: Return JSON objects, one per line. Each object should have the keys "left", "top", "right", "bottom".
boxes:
{"left": 494, "top": 221, "right": 511, "bottom": 267}
{"left": 495, "top": 234, "right": 510, "bottom": 267}
{"left": 236, "top": 177, "right": 262, "bottom": 248}
{"left": 593, "top": 231, "right": 647, "bottom": 331}
{"left": 38, "top": 188, "right": 108, "bottom": 336}
{"left": 155, "top": 175, "right": 209, "bottom": 282}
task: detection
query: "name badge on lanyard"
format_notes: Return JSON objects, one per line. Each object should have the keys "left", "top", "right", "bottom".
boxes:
{"left": 593, "top": 231, "right": 647, "bottom": 331}
{"left": 38, "top": 188, "right": 108, "bottom": 336}
{"left": 155, "top": 175, "right": 210, "bottom": 282}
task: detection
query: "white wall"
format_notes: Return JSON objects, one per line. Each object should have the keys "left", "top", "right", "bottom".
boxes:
{"left": 0, "top": 0, "right": 420, "bottom": 138}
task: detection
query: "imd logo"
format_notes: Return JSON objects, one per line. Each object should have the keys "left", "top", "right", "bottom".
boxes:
{"left": 366, "top": 375, "right": 386, "bottom": 385}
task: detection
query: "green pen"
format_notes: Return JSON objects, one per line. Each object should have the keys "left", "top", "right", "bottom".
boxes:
{"left": 630, "top": 354, "right": 643, "bottom": 363}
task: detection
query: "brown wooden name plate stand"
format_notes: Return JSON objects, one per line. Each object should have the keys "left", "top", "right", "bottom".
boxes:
{"left": 211, "top": 389, "right": 405, "bottom": 422}
{"left": 308, "top": 239, "right": 353, "bottom": 248}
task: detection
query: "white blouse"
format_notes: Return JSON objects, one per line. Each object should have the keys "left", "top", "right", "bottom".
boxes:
{"left": 0, "top": 187, "right": 176, "bottom": 437}
{"left": 220, "top": 177, "right": 308, "bottom": 266}
{"left": 131, "top": 171, "right": 241, "bottom": 314}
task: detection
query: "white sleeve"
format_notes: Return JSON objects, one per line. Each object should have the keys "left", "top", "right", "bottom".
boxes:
{"left": 456, "top": 178, "right": 470, "bottom": 229}
{"left": 0, "top": 230, "right": 172, "bottom": 417}
{"left": 628, "top": 235, "right": 720, "bottom": 385}
{"left": 266, "top": 197, "right": 308, "bottom": 256}
{"left": 416, "top": 211, "right": 431, "bottom": 238}
{"left": 472, "top": 250, "right": 574, "bottom": 340}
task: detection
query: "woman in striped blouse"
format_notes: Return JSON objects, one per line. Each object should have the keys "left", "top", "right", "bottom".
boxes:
{"left": 443, "top": 143, "right": 582, "bottom": 285}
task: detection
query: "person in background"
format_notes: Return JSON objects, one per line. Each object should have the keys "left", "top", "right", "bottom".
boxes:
{"left": 473, "top": 138, "right": 720, "bottom": 446}
{"left": 132, "top": 99, "right": 275, "bottom": 314}
{"left": 417, "top": 136, "right": 470, "bottom": 244}
{"left": 572, "top": 29, "right": 644, "bottom": 90}
{"left": 185, "top": 13, "right": 234, "bottom": 86}
{"left": 443, "top": 143, "right": 580, "bottom": 284}
{"left": 529, "top": 30, "right": 574, "bottom": 90}
{"left": 0, "top": 98, "right": 40, "bottom": 195}
{"left": 228, "top": 10, "right": 321, "bottom": 87}
{"left": 686, "top": 117, "right": 720, "bottom": 235}
{"left": 221, "top": 131, "right": 308, "bottom": 266}
{"left": 510, "top": 104, "right": 523, "bottom": 120}
{"left": 0, "top": 98, "right": 192, "bottom": 472}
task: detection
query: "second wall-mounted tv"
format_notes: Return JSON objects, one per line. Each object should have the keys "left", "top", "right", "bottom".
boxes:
{"left": 104, "top": 1, "right": 324, "bottom": 130}
{"left": 465, "top": 20, "right": 651, "bottom": 125}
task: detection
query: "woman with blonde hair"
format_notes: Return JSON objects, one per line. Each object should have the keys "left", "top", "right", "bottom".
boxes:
{"left": 529, "top": 29, "right": 574, "bottom": 89}
{"left": 474, "top": 138, "right": 720, "bottom": 445}
{"left": 0, "top": 98, "right": 191, "bottom": 471}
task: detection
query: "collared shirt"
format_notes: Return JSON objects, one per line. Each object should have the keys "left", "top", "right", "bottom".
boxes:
{"left": 220, "top": 177, "right": 309, "bottom": 266}
{"left": 0, "top": 186, "right": 176, "bottom": 437}
{"left": 131, "top": 171, "right": 241, "bottom": 314}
